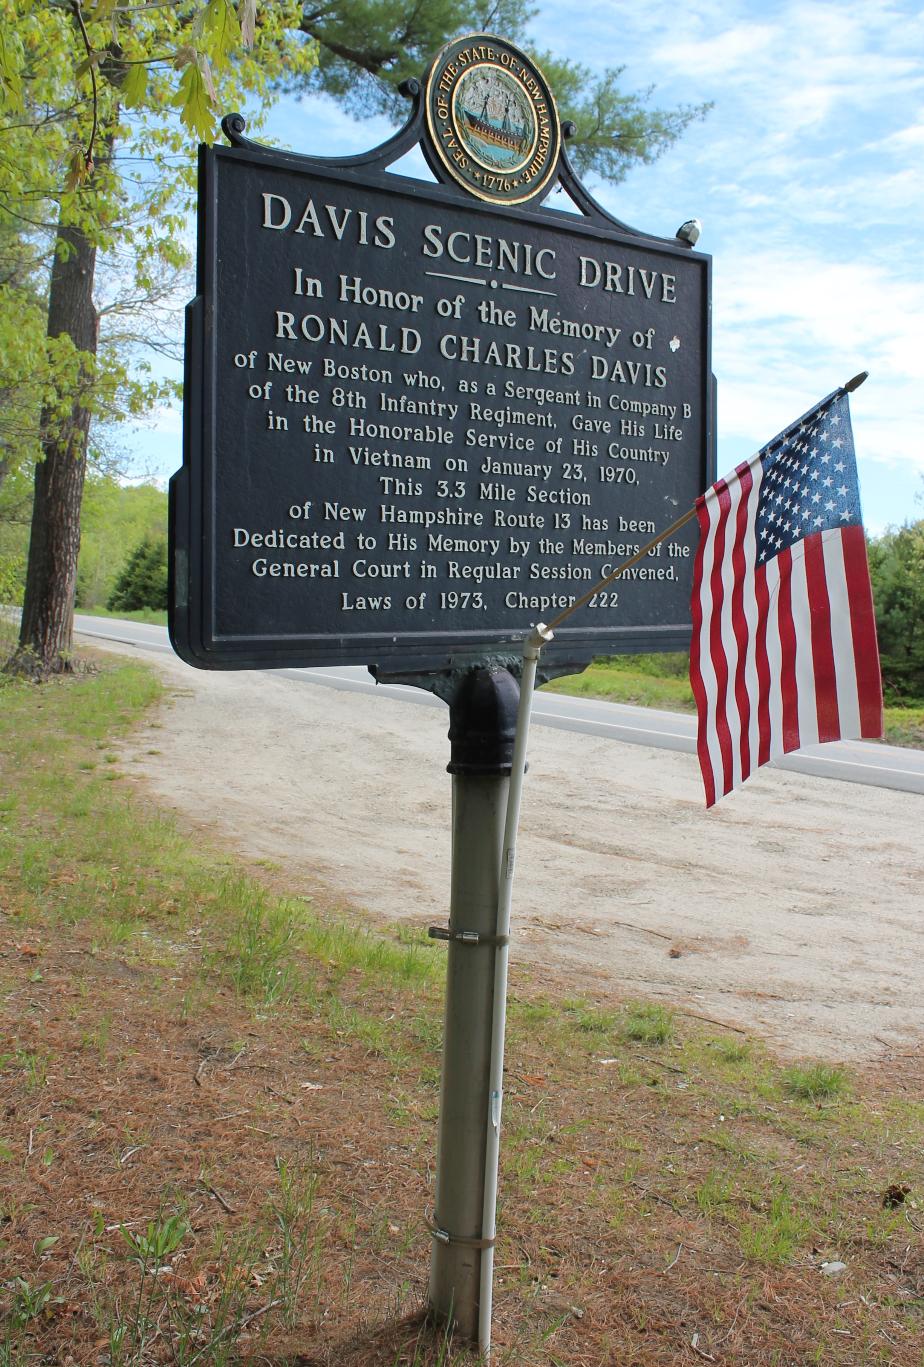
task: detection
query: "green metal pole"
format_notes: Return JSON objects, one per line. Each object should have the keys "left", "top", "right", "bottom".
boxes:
{"left": 478, "top": 623, "right": 552, "bottom": 1357}
{"left": 427, "top": 666, "right": 519, "bottom": 1342}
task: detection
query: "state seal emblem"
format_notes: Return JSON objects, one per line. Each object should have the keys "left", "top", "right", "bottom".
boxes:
{"left": 424, "top": 35, "right": 561, "bottom": 206}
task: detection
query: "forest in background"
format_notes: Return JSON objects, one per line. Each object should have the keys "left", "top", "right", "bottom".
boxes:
{"left": 0, "top": 471, "right": 164, "bottom": 615}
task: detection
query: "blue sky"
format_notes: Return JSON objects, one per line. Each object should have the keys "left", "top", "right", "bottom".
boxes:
{"left": 132, "top": 0, "right": 923, "bottom": 535}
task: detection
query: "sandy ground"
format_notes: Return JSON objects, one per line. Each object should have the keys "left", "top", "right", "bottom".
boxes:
{"left": 102, "top": 640, "right": 923, "bottom": 1063}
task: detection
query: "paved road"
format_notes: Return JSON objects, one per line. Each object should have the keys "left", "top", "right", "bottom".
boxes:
{"left": 74, "top": 615, "right": 924, "bottom": 796}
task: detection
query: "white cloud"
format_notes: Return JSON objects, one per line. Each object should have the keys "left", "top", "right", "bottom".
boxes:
{"left": 712, "top": 246, "right": 924, "bottom": 491}
{"left": 114, "top": 0, "right": 924, "bottom": 537}
{"left": 879, "top": 120, "right": 924, "bottom": 150}
{"left": 658, "top": 22, "right": 778, "bottom": 80}
{"left": 716, "top": 250, "right": 922, "bottom": 368}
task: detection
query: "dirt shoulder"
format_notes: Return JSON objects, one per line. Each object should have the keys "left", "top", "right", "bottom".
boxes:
{"left": 103, "top": 640, "right": 924, "bottom": 1063}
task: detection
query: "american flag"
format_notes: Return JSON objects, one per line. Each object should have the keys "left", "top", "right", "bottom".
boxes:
{"left": 689, "top": 388, "right": 882, "bottom": 807}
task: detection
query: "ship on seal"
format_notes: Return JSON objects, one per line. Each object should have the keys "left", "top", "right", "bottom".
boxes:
{"left": 461, "top": 96, "right": 530, "bottom": 155}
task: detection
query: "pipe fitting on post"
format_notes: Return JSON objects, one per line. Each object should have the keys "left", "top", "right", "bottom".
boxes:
{"left": 524, "top": 622, "right": 554, "bottom": 661}
{"left": 447, "top": 667, "right": 521, "bottom": 776}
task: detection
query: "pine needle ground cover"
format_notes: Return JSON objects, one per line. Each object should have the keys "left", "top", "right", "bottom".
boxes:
{"left": 1, "top": 661, "right": 922, "bottom": 1365}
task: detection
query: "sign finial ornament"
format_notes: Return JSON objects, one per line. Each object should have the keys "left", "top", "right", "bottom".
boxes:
{"left": 424, "top": 34, "right": 561, "bottom": 205}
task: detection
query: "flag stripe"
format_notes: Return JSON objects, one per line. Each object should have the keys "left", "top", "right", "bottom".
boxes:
{"left": 707, "top": 483, "right": 735, "bottom": 798}
{"left": 792, "top": 541, "right": 825, "bottom": 749}
{"left": 743, "top": 465, "right": 764, "bottom": 780}
{"left": 790, "top": 544, "right": 821, "bottom": 749}
{"left": 842, "top": 523, "right": 884, "bottom": 737}
{"left": 822, "top": 530, "right": 862, "bottom": 737}
{"left": 753, "top": 560, "right": 773, "bottom": 767}
{"left": 776, "top": 548, "right": 800, "bottom": 752}
{"left": 730, "top": 464, "right": 755, "bottom": 790}
{"left": 804, "top": 534, "right": 841, "bottom": 742}
{"left": 690, "top": 497, "right": 718, "bottom": 807}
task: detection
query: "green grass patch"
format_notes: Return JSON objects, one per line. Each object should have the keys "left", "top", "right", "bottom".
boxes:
{"left": 782, "top": 1063, "right": 851, "bottom": 1103}
{"left": 703, "top": 1036, "right": 753, "bottom": 1065}
{"left": 75, "top": 605, "right": 168, "bottom": 626}
{"left": 695, "top": 1168, "right": 735, "bottom": 1217}
{"left": 622, "top": 1001, "right": 674, "bottom": 1044}
{"left": 882, "top": 699, "right": 924, "bottom": 748}
{"left": 218, "top": 879, "right": 305, "bottom": 1004}
{"left": 562, "top": 999, "right": 620, "bottom": 1036}
{"left": 739, "top": 1183, "right": 810, "bottom": 1264}
{"left": 543, "top": 652, "right": 695, "bottom": 713}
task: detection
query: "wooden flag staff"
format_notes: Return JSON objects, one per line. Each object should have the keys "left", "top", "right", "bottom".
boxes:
{"left": 547, "top": 505, "right": 699, "bottom": 634}
{"left": 546, "top": 371, "right": 870, "bottom": 637}
{"left": 477, "top": 370, "right": 869, "bottom": 1357}
{"left": 476, "top": 506, "right": 696, "bottom": 1355}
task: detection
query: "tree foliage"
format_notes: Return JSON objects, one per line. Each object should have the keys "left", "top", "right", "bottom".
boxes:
{"left": 0, "top": 219, "right": 48, "bottom": 485}
{"left": 0, "top": 456, "right": 33, "bottom": 604}
{"left": 107, "top": 531, "right": 168, "bottom": 612}
{"left": 294, "top": 0, "right": 710, "bottom": 184}
{"left": 77, "top": 472, "right": 166, "bottom": 608}
{"left": 868, "top": 519, "right": 924, "bottom": 699}
{"left": 0, "top": 1, "right": 319, "bottom": 483}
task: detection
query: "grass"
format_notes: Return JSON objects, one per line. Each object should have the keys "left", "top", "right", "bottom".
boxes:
{"left": 622, "top": 1001, "right": 674, "bottom": 1044}
{"left": 882, "top": 698, "right": 924, "bottom": 748}
{"left": 1, "top": 659, "right": 923, "bottom": 1365}
{"left": 739, "top": 1183, "right": 811, "bottom": 1264}
{"left": 695, "top": 1168, "right": 734, "bottom": 1216}
{"left": 543, "top": 652, "right": 695, "bottom": 713}
{"left": 782, "top": 1063, "right": 851, "bottom": 1102}
{"left": 545, "top": 650, "right": 924, "bottom": 749}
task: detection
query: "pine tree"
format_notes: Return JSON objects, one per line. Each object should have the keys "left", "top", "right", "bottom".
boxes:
{"left": 107, "top": 534, "right": 168, "bottom": 613}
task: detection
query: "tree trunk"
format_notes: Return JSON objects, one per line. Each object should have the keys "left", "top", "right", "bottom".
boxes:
{"left": 14, "top": 221, "right": 98, "bottom": 675}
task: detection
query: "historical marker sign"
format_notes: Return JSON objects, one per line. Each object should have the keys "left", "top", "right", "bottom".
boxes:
{"left": 170, "top": 36, "right": 713, "bottom": 672}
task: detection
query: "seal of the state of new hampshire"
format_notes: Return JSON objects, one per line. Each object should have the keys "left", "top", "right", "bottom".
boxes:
{"left": 424, "top": 35, "right": 561, "bottom": 206}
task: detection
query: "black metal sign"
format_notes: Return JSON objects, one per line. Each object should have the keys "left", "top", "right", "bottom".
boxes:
{"left": 170, "top": 38, "right": 713, "bottom": 672}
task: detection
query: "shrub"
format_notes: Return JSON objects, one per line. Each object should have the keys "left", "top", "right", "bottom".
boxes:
{"left": 107, "top": 534, "right": 168, "bottom": 612}
{"left": 868, "top": 520, "right": 924, "bottom": 699}
{"left": 0, "top": 547, "right": 25, "bottom": 605}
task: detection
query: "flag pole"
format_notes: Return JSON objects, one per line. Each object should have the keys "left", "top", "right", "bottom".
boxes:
{"left": 545, "top": 371, "right": 868, "bottom": 637}
{"left": 478, "top": 620, "right": 553, "bottom": 1359}
{"left": 473, "top": 535, "right": 696, "bottom": 1358}
{"left": 545, "top": 505, "right": 699, "bottom": 634}
{"left": 474, "top": 370, "right": 868, "bottom": 1354}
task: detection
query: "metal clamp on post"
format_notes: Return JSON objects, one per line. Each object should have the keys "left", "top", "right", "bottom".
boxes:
{"left": 426, "top": 1211, "right": 496, "bottom": 1250}
{"left": 427, "top": 925, "right": 511, "bottom": 948}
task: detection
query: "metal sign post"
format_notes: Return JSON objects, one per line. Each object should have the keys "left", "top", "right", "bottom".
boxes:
{"left": 477, "top": 624, "right": 552, "bottom": 1355}
{"left": 426, "top": 666, "right": 519, "bottom": 1341}
{"left": 170, "top": 28, "right": 713, "bottom": 1353}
